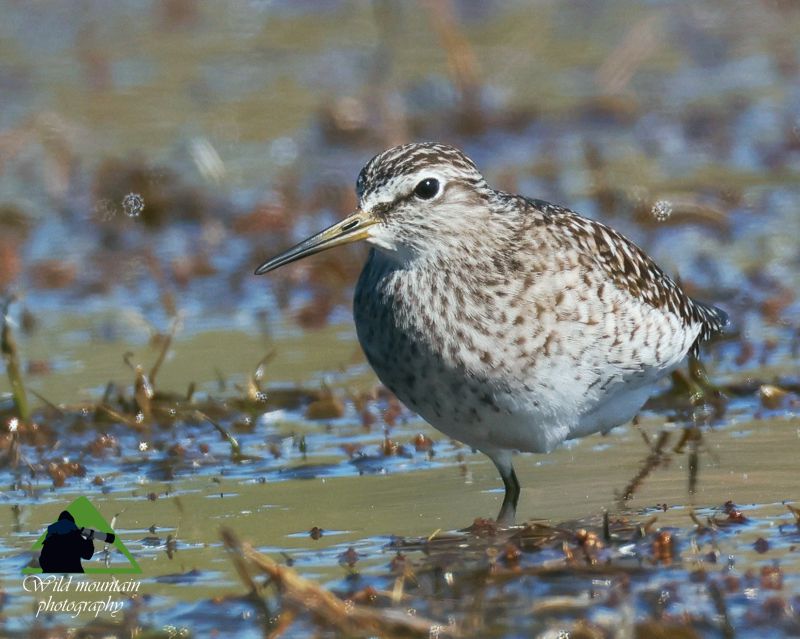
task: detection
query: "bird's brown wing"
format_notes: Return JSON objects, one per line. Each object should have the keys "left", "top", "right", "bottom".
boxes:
{"left": 522, "top": 197, "right": 728, "bottom": 355}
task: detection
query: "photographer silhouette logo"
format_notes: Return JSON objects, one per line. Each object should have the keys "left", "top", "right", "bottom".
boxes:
{"left": 25, "top": 496, "right": 141, "bottom": 574}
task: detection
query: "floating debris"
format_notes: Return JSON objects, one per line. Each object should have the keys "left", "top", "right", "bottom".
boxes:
{"left": 759, "top": 384, "right": 789, "bottom": 410}
{"left": 122, "top": 192, "right": 145, "bottom": 217}
{"left": 651, "top": 199, "right": 673, "bottom": 222}
{"left": 305, "top": 389, "right": 345, "bottom": 420}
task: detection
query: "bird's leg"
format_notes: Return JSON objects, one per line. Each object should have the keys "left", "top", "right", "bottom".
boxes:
{"left": 490, "top": 452, "right": 519, "bottom": 525}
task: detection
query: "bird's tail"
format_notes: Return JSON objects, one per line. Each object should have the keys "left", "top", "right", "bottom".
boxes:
{"left": 696, "top": 301, "right": 729, "bottom": 335}
{"left": 691, "top": 301, "right": 729, "bottom": 355}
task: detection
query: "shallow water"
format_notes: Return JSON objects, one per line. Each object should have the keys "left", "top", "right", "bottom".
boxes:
{"left": 0, "top": 1, "right": 799, "bottom": 637}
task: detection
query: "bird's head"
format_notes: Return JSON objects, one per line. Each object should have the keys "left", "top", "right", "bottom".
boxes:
{"left": 255, "top": 142, "right": 493, "bottom": 274}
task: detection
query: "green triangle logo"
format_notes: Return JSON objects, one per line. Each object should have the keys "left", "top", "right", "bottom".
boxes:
{"left": 24, "top": 496, "right": 142, "bottom": 574}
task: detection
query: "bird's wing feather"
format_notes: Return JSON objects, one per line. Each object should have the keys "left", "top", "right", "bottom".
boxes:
{"left": 521, "top": 197, "right": 727, "bottom": 349}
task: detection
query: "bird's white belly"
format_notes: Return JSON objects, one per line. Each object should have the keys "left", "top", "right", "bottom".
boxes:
{"left": 357, "top": 304, "right": 680, "bottom": 454}
{"left": 368, "top": 357, "right": 569, "bottom": 454}
{"left": 358, "top": 325, "right": 590, "bottom": 454}
{"left": 388, "top": 365, "right": 661, "bottom": 455}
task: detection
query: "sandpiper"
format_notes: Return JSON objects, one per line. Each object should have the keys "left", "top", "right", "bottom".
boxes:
{"left": 256, "top": 142, "right": 727, "bottom": 523}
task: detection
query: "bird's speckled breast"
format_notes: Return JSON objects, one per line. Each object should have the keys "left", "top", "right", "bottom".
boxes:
{"left": 353, "top": 249, "right": 519, "bottom": 450}
{"left": 353, "top": 247, "right": 582, "bottom": 454}
{"left": 353, "top": 240, "right": 698, "bottom": 454}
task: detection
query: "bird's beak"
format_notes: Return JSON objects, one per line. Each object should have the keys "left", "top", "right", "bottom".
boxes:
{"left": 254, "top": 210, "right": 376, "bottom": 275}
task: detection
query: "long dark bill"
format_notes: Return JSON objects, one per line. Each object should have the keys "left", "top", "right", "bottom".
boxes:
{"left": 254, "top": 210, "right": 375, "bottom": 275}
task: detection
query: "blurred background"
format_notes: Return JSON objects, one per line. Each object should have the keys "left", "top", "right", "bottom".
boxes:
{"left": 1, "top": 1, "right": 799, "bottom": 637}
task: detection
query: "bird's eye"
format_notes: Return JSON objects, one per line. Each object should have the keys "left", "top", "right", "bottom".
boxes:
{"left": 413, "top": 178, "right": 440, "bottom": 200}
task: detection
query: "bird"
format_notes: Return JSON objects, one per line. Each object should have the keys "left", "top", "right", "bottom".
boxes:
{"left": 255, "top": 142, "right": 727, "bottom": 524}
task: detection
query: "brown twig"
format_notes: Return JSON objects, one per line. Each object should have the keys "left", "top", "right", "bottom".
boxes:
{"left": 1, "top": 298, "right": 30, "bottom": 422}
{"left": 617, "top": 430, "right": 672, "bottom": 505}
{"left": 708, "top": 580, "right": 735, "bottom": 639}
{"left": 194, "top": 409, "right": 242, "bottom": 460}
{"left": 221, "top": 528, "right": 455, "bottom": 638}
{"left": 96, "top": 404, "right": 145, "bottom": 430}
{"left": 595, "top": 13, "right": 663, "bottom": 94}
{"left": 149, "top": 318, "right": 179, "bottom": 385}
{"left": 143, "top": 248, "right": 177, "bottom": 319}
{"left": 422, "top": 0, "right": 483, "bottom": 131}
{"left": 28, "top": 389, "right": 64, "bottom": 416}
